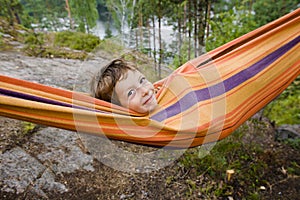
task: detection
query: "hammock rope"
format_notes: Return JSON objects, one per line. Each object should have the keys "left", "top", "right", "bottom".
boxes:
{"left": 1, "top": 8, "right": 300, "bottom": 148}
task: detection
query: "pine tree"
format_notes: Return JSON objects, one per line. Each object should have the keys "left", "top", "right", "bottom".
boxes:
{"left": 69, "top": 0, "right": 99, "bottom": 33}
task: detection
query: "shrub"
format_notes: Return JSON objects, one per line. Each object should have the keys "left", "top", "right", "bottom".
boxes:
{"left": 54, "top": 31, "right": 101, "bottom": 52}
{"left": 23, "top": 32, "right": 45, "bottom": 56}
{"left": 0, "top": 33, "right": 3, "bottom": 46}
{"left": 264, "top": 94, "right": 300, "bottom": 125}
{"left": 264, "top": 75, "right": 300, "bottom": 125}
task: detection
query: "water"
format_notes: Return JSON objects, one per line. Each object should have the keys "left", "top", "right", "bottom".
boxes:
{"left": 91, "top": 20, "right": 119, "bottom": 39}
{"left": 92, "top": 19, "right": 177, "bottom": 64}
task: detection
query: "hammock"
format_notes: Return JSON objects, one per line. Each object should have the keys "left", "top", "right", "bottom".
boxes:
{"left": 1, "top": 8, "right": 300, "bottom": 148}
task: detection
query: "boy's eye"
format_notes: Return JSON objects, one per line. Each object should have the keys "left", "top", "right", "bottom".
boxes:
{"left": 127, "top": 89, "right": 135, "bottom": 97}
{"left": 140, "top": 77, "right": 146, "bottom": 84}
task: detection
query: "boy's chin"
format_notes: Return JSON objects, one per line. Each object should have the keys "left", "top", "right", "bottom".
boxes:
{"left": 137, "top": 103, "right": 157, "bottom": 114}
{"left": 147, "top": 102, "right": 158, "bottom": 113}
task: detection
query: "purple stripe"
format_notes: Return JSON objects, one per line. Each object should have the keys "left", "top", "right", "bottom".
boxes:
{"left": 151, "top": 35, "right": 300, "bottom": 122}
{"left": 0, "top": 88, "right": 105, "bottom": 113}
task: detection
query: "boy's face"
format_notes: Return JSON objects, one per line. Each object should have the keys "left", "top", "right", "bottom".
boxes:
{"left": 115, "top": 70, "right": 158, "bottom": 114}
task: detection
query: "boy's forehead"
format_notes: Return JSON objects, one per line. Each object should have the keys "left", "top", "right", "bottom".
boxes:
{"left": 120, "top": 69, "right": 141, "bottom": 81}
{"left": 117, "top": 70, "right": 143, "bottom": 90}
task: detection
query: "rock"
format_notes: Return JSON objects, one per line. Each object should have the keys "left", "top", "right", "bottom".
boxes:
{"left": 0, "top": 147, "right": 46, "bottom": 194}
{"left": 0, "top": 50, "right": 109, "bottom": 197}
{"left": 31, "top": 127, "right": 95, "bottom": 174}
{"left": 0, "top": 127, "right": 95, "bottom": 195}
{"left": 34, "top": 168, "right": 68, "bottom": 193}
{"left": 276, "top": 124, "right": 300, "bottom": 141}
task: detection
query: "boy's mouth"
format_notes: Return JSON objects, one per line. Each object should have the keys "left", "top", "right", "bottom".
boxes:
{"left": 143, "top": 93, "right": 155, "bottom": 105}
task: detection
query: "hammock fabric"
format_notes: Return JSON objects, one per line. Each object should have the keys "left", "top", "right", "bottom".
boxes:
{"left": 1, "top": 8, "right": 300, "bottom": 148}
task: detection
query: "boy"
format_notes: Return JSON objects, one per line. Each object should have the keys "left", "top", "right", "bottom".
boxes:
{"left": 90, "top": 59, "right": 158, "bottom": 114}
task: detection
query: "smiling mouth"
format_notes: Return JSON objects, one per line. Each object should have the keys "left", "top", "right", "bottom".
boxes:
{"left": 143, "top": 94, "right": 154, "bottom": 105}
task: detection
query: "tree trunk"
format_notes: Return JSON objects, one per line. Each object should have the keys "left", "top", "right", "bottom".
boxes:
{"left": 135, "top": 28, "right": 139, "bottom": 49}
{"left": 197, "top": 0, "right": 204, "bottom": 55}
{"left": 129, "top": 0, "right": 136, "bottom": 30}
{"left": 86, "top": 17, "right": 90, "bottom": 33}
{"left": 178, "top": 4, "right": 182, "bottom": 64}
{"left": 152, "top": 15, "right": 157, "bottom": 73}
{"left": 188, "top": 0, "right": 192, "bottom": 60}
{"left": 193, "top": 0, "right": 198, "bottom": 58}
{"left": 65, "top": 0, "right": 73, "bottom": 30}
{"left": 139, "top": 11, "right": 143, "bottom": 50}
{"left": 205, "top": 0, "right": 211, "bottom": 41}
{"left": 183, "top": 2, "right": 187, "bottom": 40}
{"left": 158, "top": 15, "right": 162, "bottom": 79}
{"left": 147, "top": 21, "right": 152, "bottom": 57}
{"left": 6, "top": 0, "right": 14, "bottom": 26}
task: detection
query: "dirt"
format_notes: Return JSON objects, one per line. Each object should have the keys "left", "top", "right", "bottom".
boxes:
{"left": 0, "top": 49, "right": 300, "bottom": 200}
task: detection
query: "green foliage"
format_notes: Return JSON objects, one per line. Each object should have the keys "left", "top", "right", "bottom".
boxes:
{"left": 0, "top": 33, "right": 3, "bottom": 46}
{"left": 22, "top": 122, "right": 36, "bottom": 134}
{"left": 23, "top": 31, "right": 46, "bottom": 56}
{"left": 179, "top": 122, "right": 269, "bottom": 198}
{"left": 253, "top": 0, "right": 300, "bottom": 27}
{"left": 20, "top": 0, "right": 67, "bottom": 29}
{"left": 95, "top": 38, "right": 124, "bottom": 55}
{"left": 104, "top": 23, "right": 113, "bottom": 38}
{"left": 0, "top": 0, "right": 24, "bottom": 25}
{"left": 19, "top": 0, "right": 100, "bottom": 32}
{"left": 24, "top": 31, "right": 44, "bottom": 45}
{"left": 287, "top": 161, "right": 300, "bottom": 175}
{"left": 54, "top": 31, "right": 100, "bottom": 52}
{"left": 264, "top": 94, "right": 300, "bottom": 125}
{"left": 171, "top": 40, "right": 195, "bottom": 68}
{"left": 281, "top": 76, "right": 300, "bottom": 98}
{"left": 263, "top": 70, "right": 300, "bottom": 127}
{"left": 206, "top": 0, "right": 257, "bottom": 51}
{"left": 284, "top": 138, "right": 300, "bottom": 150}
{"left": 69, "top": 0, "right": 99, "bottom": 33}
{"left": 22, "top": 31, "right": 91, "bottom": 59}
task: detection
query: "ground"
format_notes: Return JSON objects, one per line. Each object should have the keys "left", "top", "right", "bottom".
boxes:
{"left": 0, "top": 48, "right": 299, "bottom": 199}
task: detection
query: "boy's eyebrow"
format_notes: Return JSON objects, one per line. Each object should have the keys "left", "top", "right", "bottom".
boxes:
{"left": 120, "top": 83, "right": 131, "bottom": 95}
{"left": 121, "top": 73, "right": 143, "bottom": 96}
{"left": 138, "top": 74, "right": 144, "bottom": 81}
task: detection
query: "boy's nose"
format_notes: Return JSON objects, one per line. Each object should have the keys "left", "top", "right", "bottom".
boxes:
{"left": 139, "top": 86, "right": 149, "bottom": 96}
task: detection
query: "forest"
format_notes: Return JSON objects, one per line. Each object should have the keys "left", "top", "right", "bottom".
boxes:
{"left": 0, "top": 0, "right": 300, "bottom": 199}
{"left": 1, "top": 0, "right": 299, "bottom": 67}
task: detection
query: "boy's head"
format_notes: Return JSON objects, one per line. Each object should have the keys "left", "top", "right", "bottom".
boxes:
{"left": 91, "top": 58, "right": 157, "bottom": 114}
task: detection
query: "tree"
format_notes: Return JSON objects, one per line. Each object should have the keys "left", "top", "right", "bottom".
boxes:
{"left": 0, "top": 0, "right": 24, "bottom": 25}
{"left": 65, "top": 0, "right": 73, "bottom": 29}
{"left": 105, "top": 0, "right": 135, "bottom": 43}
{"left": 69, "top": 0, "right": 99, "bottom": 33}
{"left": 206, "top": 0, "right": 257, "bottom": 51}
{"left": 194, "top": 0, "right": 210, "bottom": 56}
{"left": 153, "top": 0, "right": 172, "bottom": 78}
{"left": 20, "top": 0, "right": 67, "bottom": 30}
{"left": 253, "top": 0, "right": 300, "bottom": 27}
{"left": 165, "top": 0, "right": 210, "bottom": 67}
{"left": 131, "top": 0, "right": 171, "bottom": 78}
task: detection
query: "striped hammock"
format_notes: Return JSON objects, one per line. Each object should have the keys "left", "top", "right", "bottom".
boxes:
{"left": 1, "top": 8, "right": 300, "bottom": 148}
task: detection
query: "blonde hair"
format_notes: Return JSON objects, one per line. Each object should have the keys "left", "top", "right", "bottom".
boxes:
{"left": 90, "top": 58, "right": 137, "bottom": 105}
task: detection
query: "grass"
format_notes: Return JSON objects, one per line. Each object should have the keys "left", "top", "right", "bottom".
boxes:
{"left": 264, "top": 94, "right": 300, "bottom": 125}
{"left": 22, "top": 122, "right": 36, "bottom": 135}
{"left": 54, "top": 31, "right": 101, "bottom": 52}
{"left": 264, "top": 76, "right": 300, "bottom": 125}
{"left": 93, "top": 37, "right": 126, "bottom": 57}
{"left": 178, "top": 119, "right": 273, "bottom": 198}
{"left": 22, "top": 31, "right": 101, "bottom": 59}
{"left": 175, "top": 115, "right": 300, "bottom": 199}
